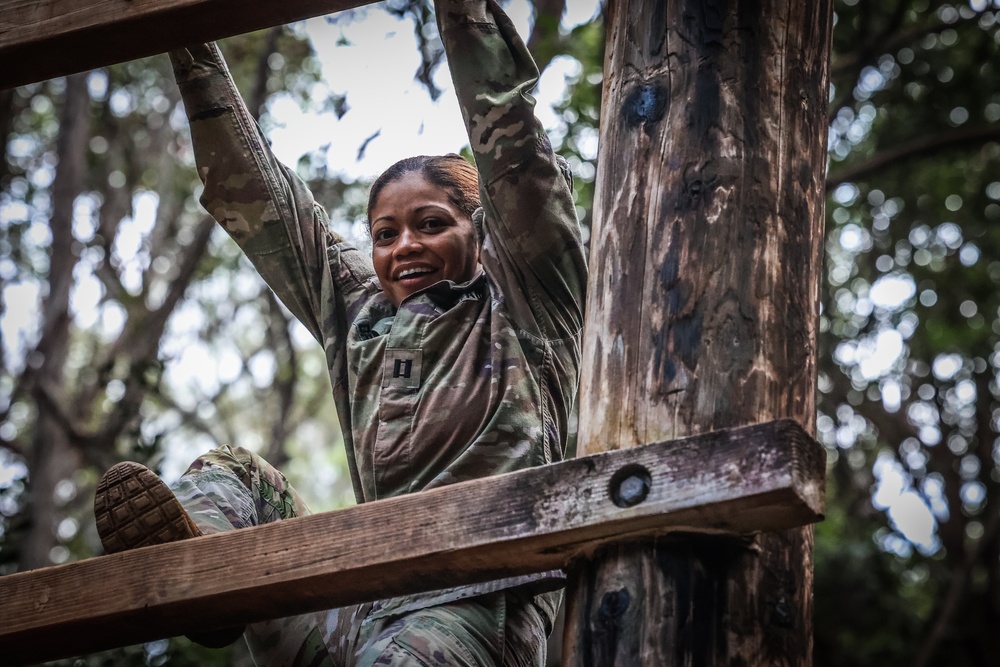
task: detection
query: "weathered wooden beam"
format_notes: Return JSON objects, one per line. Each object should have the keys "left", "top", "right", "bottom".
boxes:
{"left": 0, "top": 0, "right": 379, "bottom": 89}
{"left": 0, "top": 419, "right": 822, "bottom": 665}
{"left": 565, "top": 0, "right": 833, "bottom": 664}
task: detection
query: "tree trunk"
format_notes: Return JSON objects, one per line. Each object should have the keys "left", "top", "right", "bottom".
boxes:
{"left": 21, "top": 73, "right": 90, "bottom": 571}
{"left": 564, "top": 1, "right": 832, "bottom": 664}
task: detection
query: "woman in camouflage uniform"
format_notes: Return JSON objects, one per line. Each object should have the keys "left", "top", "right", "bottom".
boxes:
{"left": 94, "top": 0, "right": 587, "bottom": 664}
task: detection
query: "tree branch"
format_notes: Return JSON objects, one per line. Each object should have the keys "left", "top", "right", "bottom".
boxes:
{"left": 250, "top": 26, "right": 282, "bottom": 120}
{"left": 826, "top": 123, "right": 1000, "bottom": 189}
{"left": 263, "top": 289, "right": 297, "bottom": 467}
{"left": 66, "top": 214, "right": 218, "bottom": 468}
{"left": 830, "top": 7, "right": 989, "bottom": 79}
{"left": 828, "top": 6, "right": 990, "bottom": 122}
{"left": 0, "top": 436, "right": 26, "bottom": 458}
{"left": 526, "top": 0, "right": 567, "bottom": 74}
{"left": 0, "top": 87, "right": 17, "bottom": 188}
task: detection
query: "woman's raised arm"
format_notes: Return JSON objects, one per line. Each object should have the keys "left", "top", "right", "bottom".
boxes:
{"left": 435, "top": 0, "right": 588, "bottom": 341}
{"left": 170, "top": 43, "right": 376, "bottom": 345}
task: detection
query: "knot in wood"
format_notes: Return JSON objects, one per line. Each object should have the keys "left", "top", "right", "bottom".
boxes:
{"left": 621, "top": 83, "right": 668, "bottom": 130}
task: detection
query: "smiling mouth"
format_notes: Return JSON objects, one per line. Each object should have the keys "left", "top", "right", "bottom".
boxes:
{"left": 396, "top": 268, "right": 437, "bottom": 282}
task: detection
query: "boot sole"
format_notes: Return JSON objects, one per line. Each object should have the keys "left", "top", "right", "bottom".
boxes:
{"left": 95, "top": 461, "right": 201, "bottom": 553}
{"left": 94, "top": 461, "right": 245, "bottom": 648}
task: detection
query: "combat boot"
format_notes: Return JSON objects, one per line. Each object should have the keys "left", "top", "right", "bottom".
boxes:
{"left": 94, "top": 461, "right": 245, "bottom": 648}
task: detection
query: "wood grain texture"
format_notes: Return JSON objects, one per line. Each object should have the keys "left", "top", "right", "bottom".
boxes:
{"left": 0, "top": 0, "right": 377, "bottom": 89}
{"left": 0, "top": 420, "right": 822, "bottom": 665}
{"left": 566, "top": 0, "right": 833, "bottom": 664}
{"left": 579, "top": 0, "right": 830, "bottom": 449}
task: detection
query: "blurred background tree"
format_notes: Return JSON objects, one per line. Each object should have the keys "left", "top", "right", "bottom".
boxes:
{"left": 0, "top": 23, "right": 351, "bottom": 667}
{"left": 817, "top": 2, "right": 1000, "bottom": 665}
{"left": 1, "top": 0, "right": 999, "bottom": 665}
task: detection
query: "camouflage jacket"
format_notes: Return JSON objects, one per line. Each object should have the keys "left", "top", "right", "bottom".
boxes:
{"left": 170, "top": 0, "right": 587, "bottom": 622}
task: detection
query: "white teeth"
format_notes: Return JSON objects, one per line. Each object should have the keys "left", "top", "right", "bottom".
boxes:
{"left": 398, "top": 268, "right": 433, "bottom": 279}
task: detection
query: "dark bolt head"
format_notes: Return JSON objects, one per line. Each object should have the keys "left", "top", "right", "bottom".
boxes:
{"left": 770, "top": 598, "right": 794, "bottom": 628}
{"left": 598, "top": 588, "right": 631, "bottom": 622}
{"left": 609, "top": 464, "right": 652, "bottom": 508}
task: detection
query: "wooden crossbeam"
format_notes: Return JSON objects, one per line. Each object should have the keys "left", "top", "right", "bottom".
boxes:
{"left": 0, "top": 419, "right": 824, "bottom": 665}
{"left": 0, "top": 0, "right": 380, "bottom": 89}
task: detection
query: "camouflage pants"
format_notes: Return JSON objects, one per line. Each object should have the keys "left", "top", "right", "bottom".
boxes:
{"left": 173, "top": 446, "right": 551, "bottom": 666}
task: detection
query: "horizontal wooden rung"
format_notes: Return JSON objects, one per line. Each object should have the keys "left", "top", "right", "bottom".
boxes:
{"left": 0, "top": 0, "right": 379, "bottom": 89}
{"left": 0, "top": 419, "right": 824, "bottom": 665}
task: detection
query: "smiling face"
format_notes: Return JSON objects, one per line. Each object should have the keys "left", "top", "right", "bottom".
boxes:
{"left": 369, "top": 172, "right": 481, "bottom": 307}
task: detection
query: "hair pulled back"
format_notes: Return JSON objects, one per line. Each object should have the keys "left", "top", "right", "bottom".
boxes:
{"left": 367, "top": 154, "right": 480, "bottom": 225}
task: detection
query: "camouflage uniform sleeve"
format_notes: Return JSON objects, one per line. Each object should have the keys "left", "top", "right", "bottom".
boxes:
{"left": 169, "top": 43, "right": 376, "bottom": 344}
{"left": 435, "top": 0, "right": 588, "bottom": 340}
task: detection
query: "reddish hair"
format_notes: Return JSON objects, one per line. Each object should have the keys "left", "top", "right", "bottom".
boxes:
{"left": 367, "top": 154, "right": 480, "bottom": 224}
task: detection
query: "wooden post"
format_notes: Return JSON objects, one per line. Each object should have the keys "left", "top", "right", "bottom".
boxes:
{"left": 564, "top": 1, "right": 832, "bottom": 665}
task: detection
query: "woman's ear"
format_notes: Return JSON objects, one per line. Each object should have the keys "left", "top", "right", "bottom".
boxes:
{"left": 472, "top": 207, "right": 486, "bottom": 245}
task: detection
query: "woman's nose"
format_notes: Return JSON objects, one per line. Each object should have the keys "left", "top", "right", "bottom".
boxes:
{"left": 393, "top": 227, "right": 421, "bottom": 256}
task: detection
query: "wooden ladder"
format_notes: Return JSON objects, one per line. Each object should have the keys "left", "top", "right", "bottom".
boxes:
{"left": 0, "top": 0, "right": 834, "bottom": 664}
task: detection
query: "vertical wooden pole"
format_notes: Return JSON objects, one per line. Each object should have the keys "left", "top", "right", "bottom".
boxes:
{"left": 564, "top": 1, "right": 832, "bottom": 665}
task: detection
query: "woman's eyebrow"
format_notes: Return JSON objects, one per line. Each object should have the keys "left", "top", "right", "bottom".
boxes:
{"left": 413, "top": 204, "right": 451, "bottom": 215}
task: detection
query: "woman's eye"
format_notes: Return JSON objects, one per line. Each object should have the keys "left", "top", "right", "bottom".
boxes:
{"left": 423, "top": 218, "right": 444, "bottom": 230}
{"left": 374, "top": 229, "right": 396, "bottom": 243}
